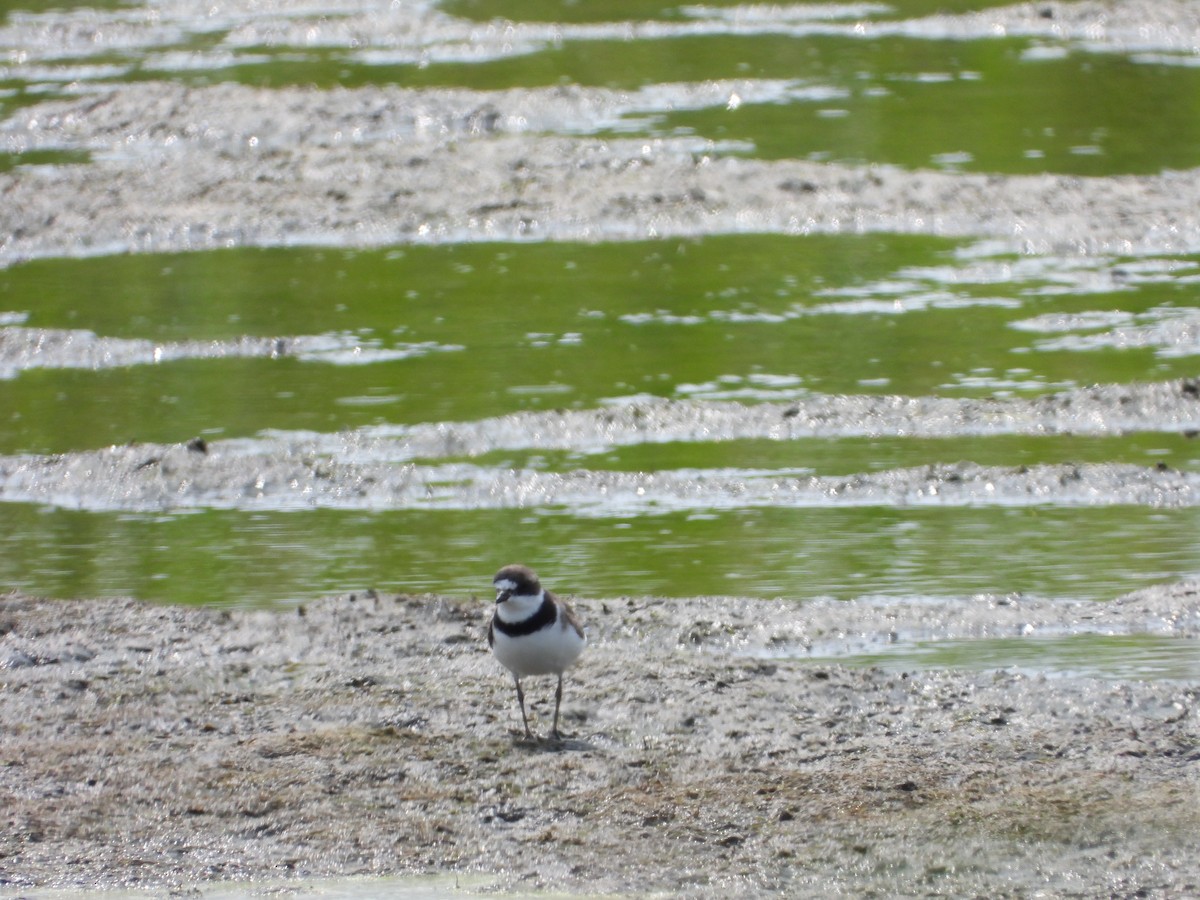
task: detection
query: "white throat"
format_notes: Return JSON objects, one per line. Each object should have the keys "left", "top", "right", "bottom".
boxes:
{"left": 495, "top": 589, "right": 545, "bottom": 623}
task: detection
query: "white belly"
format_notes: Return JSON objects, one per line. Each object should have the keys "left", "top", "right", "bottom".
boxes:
{"left": 492, "top": 619, "right": 585, "bottom": 677}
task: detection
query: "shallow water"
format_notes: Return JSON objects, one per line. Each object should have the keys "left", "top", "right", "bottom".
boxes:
{"left": 2, "top": 238, "right": 1197, "bottom": 454}
{"left": 795, "top": 632, "right": 1200, "bottom": 681}
{"left": 2, "top": 0, "right": 1200, "bottom": 684}
{"left": 1, "top": 503, "right": 1198, "bottom": 607}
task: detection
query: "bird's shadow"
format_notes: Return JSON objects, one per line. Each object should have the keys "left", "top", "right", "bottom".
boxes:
{"left": 509, "top": 731, "right": 598, "bottom": 753}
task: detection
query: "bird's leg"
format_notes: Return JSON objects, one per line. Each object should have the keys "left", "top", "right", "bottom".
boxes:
{"left": 551, "top": 672, "right": 565, "bottom": 740}
{"left": 514, "top": 673, "right": 534, "bottom": 740}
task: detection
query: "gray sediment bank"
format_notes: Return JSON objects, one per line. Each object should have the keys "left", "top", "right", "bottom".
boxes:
{"left": 3, "top": 1, "right": 1200, "bottom": 264}
{"left": 1, "top": 378, "right": 1199, "bottom": 513}
{"left": 5, "top": 83, "right": 1200, "bottom": 260}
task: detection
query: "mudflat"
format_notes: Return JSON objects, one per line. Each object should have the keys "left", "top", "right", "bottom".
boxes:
{"left": 2, "top": 583, "right": 1199, "bottom": 896}
{"left": 3, "top": 1, "right": 1200, "bottom": 262}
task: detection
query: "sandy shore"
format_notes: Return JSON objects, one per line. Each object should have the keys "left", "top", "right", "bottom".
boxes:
{"left": 2, "top": 583, "right": 1199, "bottom": 896}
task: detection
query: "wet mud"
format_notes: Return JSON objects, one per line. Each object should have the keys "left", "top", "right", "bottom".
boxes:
{"left": 2, "top": 583, "right": 1199, "bottom": 896}
{"left": 6, "top": 82, "right": 1200, "bottom": 260}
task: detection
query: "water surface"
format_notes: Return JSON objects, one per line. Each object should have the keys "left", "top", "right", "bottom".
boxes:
{"left": 798, "top": 633, "right": 1200, "bottom": 681}
{"left": 1, "top": 503, "right": 1198, "bottom": 607}
{"left": 3, "top": 237, "right": 1198, "bottom": 455}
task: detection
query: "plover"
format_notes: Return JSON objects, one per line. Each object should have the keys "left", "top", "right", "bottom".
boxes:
{"left": 488, "top": 564, "right": 586, "bottom": 741}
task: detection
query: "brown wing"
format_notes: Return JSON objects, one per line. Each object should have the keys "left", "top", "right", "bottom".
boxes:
{"left": 487, "top": 615, "right": 495, "bottom": 648}
{"left": 554, "top": 592, "right": 585, "bottom": 640}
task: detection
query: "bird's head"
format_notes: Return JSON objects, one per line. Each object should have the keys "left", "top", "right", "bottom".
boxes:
{"left": 493, "top": 564, "right": 541, "bottom": 605}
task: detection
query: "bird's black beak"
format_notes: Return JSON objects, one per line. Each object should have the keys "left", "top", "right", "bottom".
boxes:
{"left": 495, "top": 589, "right": 512, "bottom": 604}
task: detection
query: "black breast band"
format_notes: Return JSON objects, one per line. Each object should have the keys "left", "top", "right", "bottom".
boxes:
{"left": 491, "top": 595, "right": 558, "bottom": 638}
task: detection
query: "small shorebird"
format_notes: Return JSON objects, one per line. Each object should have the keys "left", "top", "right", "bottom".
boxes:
{"left": 488, "top": 564, "right": 586, "bottom": 741}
